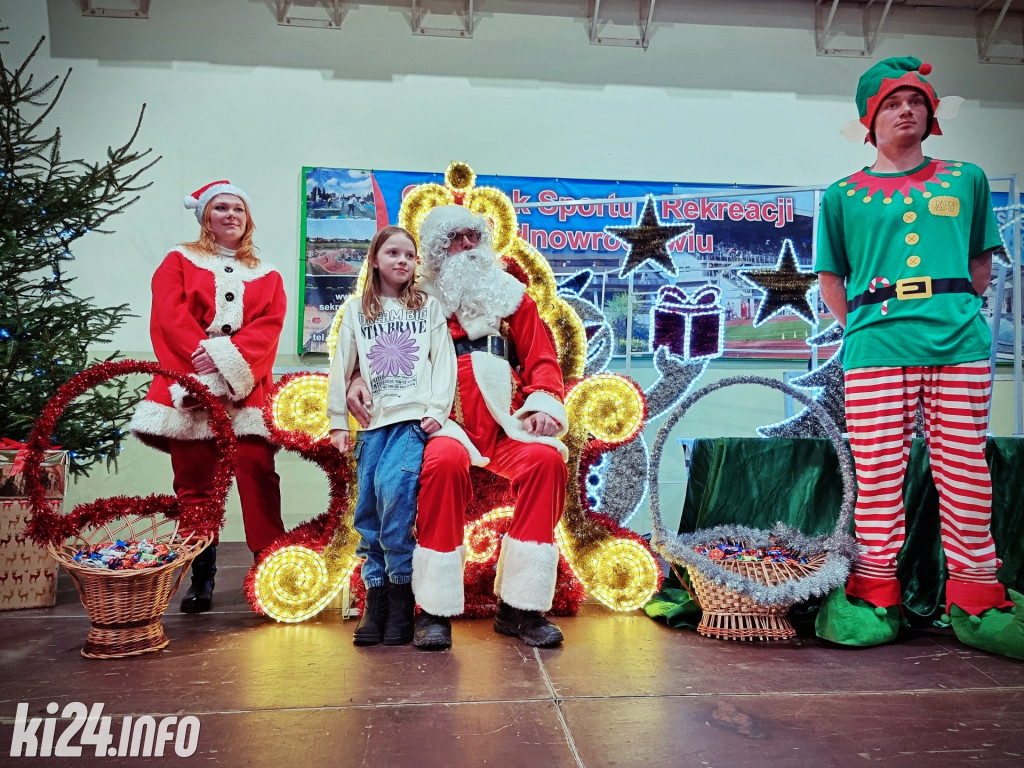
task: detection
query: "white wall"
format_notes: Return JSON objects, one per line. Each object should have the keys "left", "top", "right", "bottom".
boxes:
{"left": 4, "top": 0, "right": 1022, "bottom": 537}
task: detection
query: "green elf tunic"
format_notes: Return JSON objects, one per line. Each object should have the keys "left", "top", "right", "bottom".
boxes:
{"left": 814, "top": 158, "right": 1004, "bottom": 371}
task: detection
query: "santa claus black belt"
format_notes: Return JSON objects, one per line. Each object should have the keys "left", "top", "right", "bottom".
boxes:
{"left": 454, "top": 335, "right": 508, "bottom": 359}
{"left": 847, "top": 276, "right": 975, "bottom": 312}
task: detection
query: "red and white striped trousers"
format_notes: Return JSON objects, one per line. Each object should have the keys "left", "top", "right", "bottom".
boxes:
{"left": 844, "top": 361, "right": 999, "bottom": 586}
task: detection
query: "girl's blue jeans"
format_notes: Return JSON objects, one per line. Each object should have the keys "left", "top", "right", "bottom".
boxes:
{"left": 353, "top": 420, "right": 425, "bottom": 588}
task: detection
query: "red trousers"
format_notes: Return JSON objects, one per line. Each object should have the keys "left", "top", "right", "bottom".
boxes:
{"left": 416, "top": 436, "right": 566, "bottom": 551}
{"left": 168, "top": 436, "right": 285, "bottom": 553}
{"left": 844, "top": 362, "right": 1005, "bottom": 612}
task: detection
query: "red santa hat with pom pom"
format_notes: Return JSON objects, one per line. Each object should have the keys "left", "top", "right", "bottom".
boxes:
{"left": 184, "top": 180, "right": 253, "bottom": 222}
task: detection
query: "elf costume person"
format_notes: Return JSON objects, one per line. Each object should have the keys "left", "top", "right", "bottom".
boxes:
{"left": 130, "top": 181, "right": 287, "bottom": 613}
{"left": 346, "top": 205, "right": 570, "bottom": 650}
{"left": 814, "top": 58, "right": 1022, "bottom": 660}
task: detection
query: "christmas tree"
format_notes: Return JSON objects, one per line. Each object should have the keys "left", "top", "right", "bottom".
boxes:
{"left": 1, "top": 30, "right": 159, "bottom": 476}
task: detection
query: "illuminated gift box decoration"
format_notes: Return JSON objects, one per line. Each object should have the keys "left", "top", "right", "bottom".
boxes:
{"left": 651, "top": 285, "right": 725, "bottom": 361}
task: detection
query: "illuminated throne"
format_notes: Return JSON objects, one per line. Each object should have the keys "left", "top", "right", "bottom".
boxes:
{"left": 247, "top": 162, "right": 662, "bottom": 622}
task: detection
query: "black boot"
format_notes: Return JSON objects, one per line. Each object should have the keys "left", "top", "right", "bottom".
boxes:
{"left": 413, "top": 612, "right": 452, "bottom": 649}
{"left": 494, "top": 601, "right": 563, "bottom": 647}
{"left": 353, "top": 586, "right": 388, "bottom": 646}
{"left": 180, "top": 545, "right": 217, "bottom": 614}
{"left": 382, "top": 582, "right": 415, "bottom": 646}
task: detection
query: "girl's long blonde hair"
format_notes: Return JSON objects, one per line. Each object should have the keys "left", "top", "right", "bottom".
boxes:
{"left": 182, "top": 194, "right": 259, "bottom": 268}
{"left": 361, "top": 225, "right": 426, "bottom": 321}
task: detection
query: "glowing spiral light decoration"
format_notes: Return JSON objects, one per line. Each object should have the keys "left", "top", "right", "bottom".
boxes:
{"left": 584, "top": 539, "right": 662, "bottom": 612}
{"left": 253, "top": 545, "right": 348, "bottom": 623}
{"left": 250, "top": 372, "right": 361, "bottom": 623}
{"left": 565, "top": 374, "right": 646, "bottom": 444}
{"left": 270, "top": 375, "right": 332, "bottom": 440}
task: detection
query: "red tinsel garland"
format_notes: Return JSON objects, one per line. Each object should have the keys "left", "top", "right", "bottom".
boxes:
{"left": 243, "top": 373, "right": 353, "bottom": 614}
{"left": 22, "top": 359, "right": 235, "bottom": 548}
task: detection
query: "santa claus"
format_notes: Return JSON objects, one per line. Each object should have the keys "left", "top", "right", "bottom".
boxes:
{"left": 348, "top": 204, "right": 569, "bottom": 649}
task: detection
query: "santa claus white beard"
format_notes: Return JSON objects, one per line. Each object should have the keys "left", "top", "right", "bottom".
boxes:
{"left": 432, "top": 247, "right": 508, "bottom": 328}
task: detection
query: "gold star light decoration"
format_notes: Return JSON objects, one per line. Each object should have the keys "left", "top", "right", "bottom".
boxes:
{"left": 737, "top": 238, "right": 818, "bottom": 327}
{"left": 606, "top": 195, "right": 694, "bottom": 278}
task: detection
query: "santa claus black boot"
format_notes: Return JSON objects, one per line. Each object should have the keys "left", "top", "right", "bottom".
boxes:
{"left": 180, "top": 545, "right": 217, "bottom": 614}
{"left": 382, "top": 582, "right": 415, "bottom": 646}
{"left": 353, "top": 586, "right": 388, "bottom": 646}
{"left": 413, "top": 613, "right": 452, "bottom": 649}
{"left": 494, "top": 601, "right": 563, "bottom": 647}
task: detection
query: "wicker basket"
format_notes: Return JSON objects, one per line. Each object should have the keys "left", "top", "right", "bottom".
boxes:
{"left": 684, "top": 551, "right": 827, "bottom": 641}
{"left": 22, "top": 360, "right": 235, "bottom": 659}
{"left": 649, "top": 375, "right": 857, "bottom": 642}
{"left": 52, "top": 515, "right": 210, "bottom": 659}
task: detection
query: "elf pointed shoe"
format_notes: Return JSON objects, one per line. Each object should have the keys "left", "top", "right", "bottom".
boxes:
{"left": 815, "top": 587, "right": 900, "bottom": 648}
{"left": 494, "top": 601, "right": 563, "bottom": 648}
{"left": 353, "top": 585, "right": 388, "bottom": 646}
{"left": 945, "top": 589, "right": 1024, "bottom": 661}
{"left": 382, "top": 581, "right": 415, "bottom": 646}
{"left": 413, "top": 612, "right": 452, "bottom": 649}
{"left": 180, "top": 545, "right": 217, "bottom": 614}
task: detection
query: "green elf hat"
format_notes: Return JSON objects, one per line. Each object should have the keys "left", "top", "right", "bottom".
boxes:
{"left": 840, "top": 56, "right": 963, "bottom": 144}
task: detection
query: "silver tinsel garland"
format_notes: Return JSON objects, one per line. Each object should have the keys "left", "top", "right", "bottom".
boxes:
{"left": 649, "top": 375, "right": 858, "bottom": 607}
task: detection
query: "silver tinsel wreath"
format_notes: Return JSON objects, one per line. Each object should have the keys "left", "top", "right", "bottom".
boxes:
{"left": 649, "top": 375, "right": 858, "bottom": 607}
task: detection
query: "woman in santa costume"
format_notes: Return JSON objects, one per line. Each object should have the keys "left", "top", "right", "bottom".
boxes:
{"left": 130, "top": 181, "right": 287, "bottom": 613}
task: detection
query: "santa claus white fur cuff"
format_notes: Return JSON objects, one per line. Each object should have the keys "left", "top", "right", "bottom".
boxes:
{"left": 411, "top": 545, "right": 467, "bottom": 617}
{"left": 201, "top": 336, "right": 256, "bottom": 401}
{"left": 494, "top": 536, "right": 559, "bottom": 612}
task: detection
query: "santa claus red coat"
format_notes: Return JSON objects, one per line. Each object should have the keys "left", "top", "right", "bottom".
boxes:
{"left": 131, "top": 246, "right": 285, "bottom": 445}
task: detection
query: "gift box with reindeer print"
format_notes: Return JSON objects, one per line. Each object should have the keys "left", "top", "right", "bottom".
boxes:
{"left": 0, "top": 449, "right": 66, "bottom": 610}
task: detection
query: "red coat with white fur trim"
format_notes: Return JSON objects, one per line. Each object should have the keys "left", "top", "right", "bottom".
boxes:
{"left": 129, "top": 246, "right": 286, "bottom": 450}
{"left": 433, "top": 293, "right": 569, "bottom": 466}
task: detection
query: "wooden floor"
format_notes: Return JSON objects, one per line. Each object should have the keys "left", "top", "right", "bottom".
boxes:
{"left": 2, "top": 543, "right": 1023, "bottom": 768}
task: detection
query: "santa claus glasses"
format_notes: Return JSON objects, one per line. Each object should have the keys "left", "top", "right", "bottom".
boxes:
{"left": 447, "top": 229, "right": 482, "bottom": 245}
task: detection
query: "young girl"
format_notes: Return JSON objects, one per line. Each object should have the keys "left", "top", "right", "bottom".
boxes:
{"left": 327, "top": 225, "right": 456, "bottom": 646}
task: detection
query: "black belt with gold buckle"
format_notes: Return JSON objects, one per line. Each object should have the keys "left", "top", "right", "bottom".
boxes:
{"left": 453, "top": 335, "right": 507, "bottom": 359}
{"left": 847, "top": 276, "right": 975, "bottom": 312}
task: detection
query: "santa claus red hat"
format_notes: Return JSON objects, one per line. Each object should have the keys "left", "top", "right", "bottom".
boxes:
{"left": 183, "top": 180, "right": 253, "bottom": 222}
